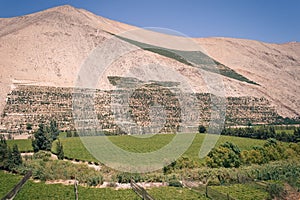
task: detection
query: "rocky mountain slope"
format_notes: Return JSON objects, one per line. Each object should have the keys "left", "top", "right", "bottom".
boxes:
{"left": 0, "top": 5, "right": 299, "bottom": 133}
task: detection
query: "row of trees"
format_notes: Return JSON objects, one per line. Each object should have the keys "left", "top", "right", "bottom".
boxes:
{"left": 32, "top": 120, "right": 59, "bottom": 152}
{"left": 0, "top": 135, "right": 22, "bottom": 171}
{"left": 31, "top": 120, "right": 63, "bottom": 159}
{"left": 66, "top": 130, "right": 79, "bottom": 137}
{"left": 206, "top": 139, "right": 300, "bottom": 168}
{"left": 198, "top": 124, "right": 300, "bottom": 143}
{"left": 0, "top": 120, "right": 64, "bottom": 172}
{"left": 221, "top": 126, "right": 300, "bottom": 143}
{"left": 206, "top": 142, "right": 242, "bottom": 168}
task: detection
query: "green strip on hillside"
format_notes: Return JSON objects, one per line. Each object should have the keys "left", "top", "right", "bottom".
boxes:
{"left": 114, "top": 34, "right": 258, "bottom": 85}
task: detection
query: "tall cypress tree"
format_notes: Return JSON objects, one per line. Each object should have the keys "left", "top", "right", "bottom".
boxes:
{"left": 0, "top": 135, "right": 9, "bottom": 169}
{"left": 50, "top": 120, "right": 59, "bottom": 141}
{"left": 294, "top": 128, "right": 300, "bottom": 143}
{"left": 32, "top": 124, "right": 52, "bottom": 152}
{"left": 56, "top": 140, "right": 64, "bottom": 160}
{"left": 11, "top": 144, "right": 22, "bottom": 166}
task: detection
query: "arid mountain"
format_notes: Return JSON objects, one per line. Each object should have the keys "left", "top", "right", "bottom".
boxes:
{"left": 0, "top": 5, "right": 135, "bottom": 111}
{"left": 196, "top": 38, "right": 300, "bottom": 117}
{"left": 0, "top": 5, "right": 299, "bottom": 133}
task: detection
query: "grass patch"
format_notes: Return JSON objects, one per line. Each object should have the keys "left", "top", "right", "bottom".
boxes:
{"left": 0, "top": 171, "right": 22, "bottom": 197}
{"left": 54, "top": 137, "right": 98, "bottom": 162}
{"left": 211, "top": 183, "right": 269, "bottom": 200}
{"left": 7, "top": 139, "right": 33, "bottom": 152}
{"left": 275, "top": 129, "right": 294, "bottom": 134}
{"left": 147, "top": 186, "right": 209, "bottom": 200}
{"left": 15, "top": 181, "right": 139, "bottom": 200}
{"left": 9, "top": 134, "right": 266, "bottom": 164}
{"left": 60, "top": 134, "right": 265, "bottom": 164}
{"left": 0, "top": 170, "right": 138, "bottom": 200}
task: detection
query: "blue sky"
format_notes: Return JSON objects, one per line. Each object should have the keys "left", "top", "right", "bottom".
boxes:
{"left": 0, "top": 0, "right": 299, "bottom": 43}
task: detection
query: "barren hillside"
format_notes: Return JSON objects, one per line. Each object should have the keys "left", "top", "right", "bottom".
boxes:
{"left": 196, "top": 38, "right": 300, "bottom": 117}
{"left": 0, "top": 5, "right": 299, "bottom": 127}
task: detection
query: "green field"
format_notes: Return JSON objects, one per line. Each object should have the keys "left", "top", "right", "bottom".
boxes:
{"left": 58, "top": 134, "right": 266, "bottom": 163}
{"left": 211, "top": 183, "right": 269, "bottom": 200}
{"left": 7, "top": 139, "right": 33, "bottom": 153}
{"left": 147, "top": 186, "right": 209, "bottom": 200}
{"left": 0, "top": 171, "right": 22, "bottom": 197}
{"left": 275, "top": 129, "right": 294, "bottom": 134}
{"left": 0, "top": 171, "right": 207, "bottom": 200}
{"left": 0, "top": 171, "right": 138, "bottom": 200}
{"left": 9, "top": 134, "right": 266, "bottom": 163}
{"left": 16, "top": 182, "right": 139, "bottom": 200}
{"left": 3, "top": 133, "right": 296, "bottom": 200}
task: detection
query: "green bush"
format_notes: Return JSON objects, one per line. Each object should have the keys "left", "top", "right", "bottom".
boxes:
{"left": 55, "top": 140, "right": 64, "bottom": 160}
{"left": 198, "top": 125, "right": 206, "bottom": 133}
{"left": 22, "top": 158, "right": 104, "bottom": 185}
{"left": 87, "top": 175, "right": 103, "bottom": 186}
{"left": 266, "top": 181, "right": 286, "bottom": 200}
{"left": 168, "top": 180, "right": 182, "bottom": 187}
{"left": 206, "top": 142, "right": 241, "bottom": 168}
{"left": 33, "top": 151, "right": 51, "bottom": 161}
{"left": 115, "top": 172, "right": 143, "bottom": 183}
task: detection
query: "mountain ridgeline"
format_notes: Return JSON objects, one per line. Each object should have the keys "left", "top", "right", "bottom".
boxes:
{"left": 0, "top": 5, "right": 299, "bottom": 134}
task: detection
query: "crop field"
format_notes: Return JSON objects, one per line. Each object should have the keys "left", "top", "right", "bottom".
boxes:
{"left": 0, "top": 171, "right": 139, "bottom": 200}
{"left": 53, "top": 137, "right": 97, "bottom": 162}
{"left": 9, "top": 134, "right": 267, "bottom": 163}
{"left": 7, "top": 139, "right": 33, "bottom": 153}
{"left": 16, "top": 182, "right": 139, "bottom": 200}
{"left": 56, "top": 134, "right": 266, "bottom": 163}
{"left": 251, "top": 125, "right": 296, "bottom": 134}
{"left": 0, "top": 171, "right": 22, "bottom": 197}
{"left": 275, "top": 129, "right": 294, "bottom": 134}
{"left": 0, "top": 171, "right": 211, "bottom": 200}
{"left": 211, "top": 183, "right": 269, "bottom": 200}
{"left": 147, "top": 186, "right": 209, "bottom": 200}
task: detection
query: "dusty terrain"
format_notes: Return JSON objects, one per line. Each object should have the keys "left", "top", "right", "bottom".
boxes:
{"left": 0, "top": 5, "right": 299, "bottom": 120}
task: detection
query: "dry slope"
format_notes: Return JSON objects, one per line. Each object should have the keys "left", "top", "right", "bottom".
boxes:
{"left": 0, "top": 5, "right": 299, "bottom": 126}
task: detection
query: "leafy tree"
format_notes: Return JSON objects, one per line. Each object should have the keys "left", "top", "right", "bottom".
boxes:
{"left": 73, "top": 131, "right": 79, "bottom": 137}
{"left": 56, "top": 140, "right": 64, "bottom": 160}
{"left": 33, "top": 150, "right": 51, "bottom": 161}
{"left": 8, "top": 134, "right": 13, "bottom": 140}
{"left": 268, "top": 126, "right": 276, "bottom": 138}
{"left": 198, "top": 125, "right": 206, "bottom": 133}
{"left": 220, "top": 126, "right": 299, "bottom": 143}
{"left": 221, "top": 142, "right": 241, "bottom": 155}
{"left": 294, "top": 128, "right": 300, "bottom": 142}
{"left": 8, "top": 144, "right": 22, "bottom": 169}
{"left": 7, "top": 147, "right": 13, "bottom": 170}
{"left": 267, "top": 182, "right": 286, "bottom": 200}
{"left": 206, "top": 142, "right": 241, "bottom": 168}
{"left": 13, "top": 145, "right": 22, "bottom": 163}
{"left": 50, "top": 120, "right": 59, "bottom": 141}
{"left": 26, "top": 123, "right": 33, "bottom": 130}
{"left": 0, "top": 135, "right": 9, "bottom": 169}
{"left": 264, "top": 138, "right": 278, "bottom": 147}
{"left": 0, "top": 138, "right": 21, "bottom": 171}
{"left": 32, "top": 124, "right": 52, "bottom": 152}
{"left": 264, "top": 146, "right": 282, "bottom": 161}
{"left": 66, "top": 131, "right": 72, "bottom": 137}
{"left": 241, "top": 149, "right": 264, "bottom": 165}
